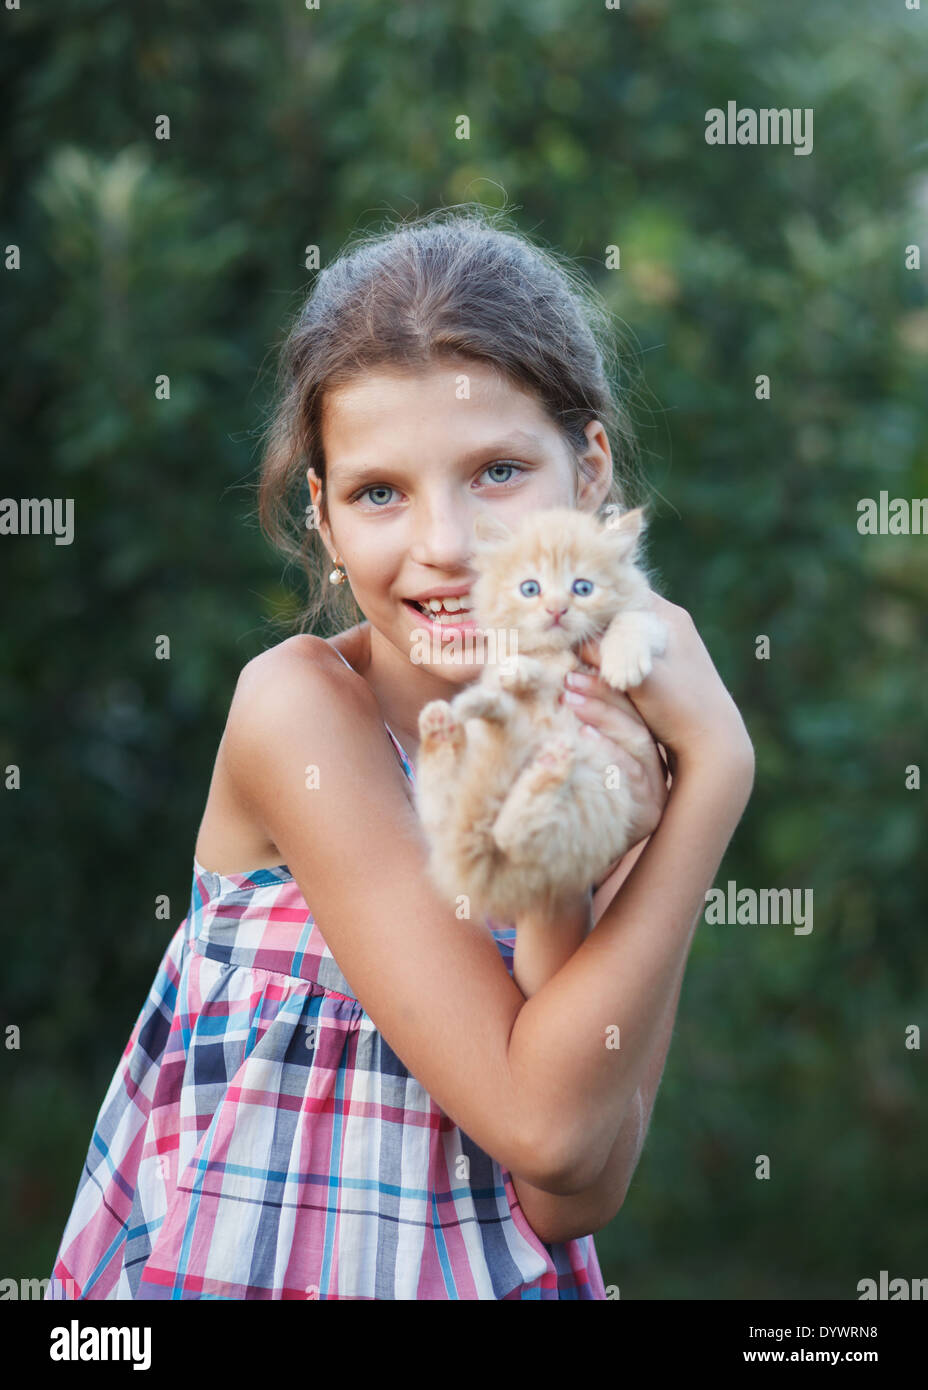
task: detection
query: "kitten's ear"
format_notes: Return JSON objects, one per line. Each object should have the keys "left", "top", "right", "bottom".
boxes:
{"left": 472, "top": 510, "right": 513, "bottom": 547}
{"left": 602, "top": 506, "right": 646, "bottom": 559}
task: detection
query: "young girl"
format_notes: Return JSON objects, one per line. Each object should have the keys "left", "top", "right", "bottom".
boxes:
{"left": 46, "top": 207, "right": 754, "bottom": 1300}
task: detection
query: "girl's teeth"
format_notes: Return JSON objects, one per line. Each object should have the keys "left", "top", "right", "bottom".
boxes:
{"left": 423, "top": 596, "right": 472, "bottom": 613}
{"left": 410, "top": 596, "right": 475, "bottom": 621}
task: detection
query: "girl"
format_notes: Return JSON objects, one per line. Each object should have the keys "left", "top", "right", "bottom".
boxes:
{"left": 46, "top": 206, "right": 754, "bottom": 1300}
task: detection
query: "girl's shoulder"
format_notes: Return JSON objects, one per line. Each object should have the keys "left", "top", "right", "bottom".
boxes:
{"left": 242, "top": 629, "right": 371, "bottom": 696}
{"left": 226, "top": 633, "right": 380, "bottom": 776}
{"left": 233, "top": 628, "right": 381, "bottom": 732}
{"left": 195, "top": 633, "right": 378, "bottom": 875}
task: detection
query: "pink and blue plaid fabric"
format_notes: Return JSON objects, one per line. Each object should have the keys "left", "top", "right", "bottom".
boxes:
{"left": 47, "top": 649, "right": 606, "bottom": 1299}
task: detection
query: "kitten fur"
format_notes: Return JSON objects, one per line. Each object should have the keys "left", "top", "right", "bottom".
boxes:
{"left": 414, "top": 506, "right": 667, "bottom": 924}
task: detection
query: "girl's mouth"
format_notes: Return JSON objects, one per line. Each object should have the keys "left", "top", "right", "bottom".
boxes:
{"left": 402, "top": 598, "right": 478, "bottom": 631}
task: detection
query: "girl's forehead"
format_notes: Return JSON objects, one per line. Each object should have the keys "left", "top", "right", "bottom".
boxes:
{"left": 324, "top": 360, "right": 531, "bottom": 408}
{"left": 322, "top": 368, "right": 558, "bottom": 450}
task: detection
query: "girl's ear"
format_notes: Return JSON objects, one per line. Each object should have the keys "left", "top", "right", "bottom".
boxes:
{"left": 306, "top": 468, "right": 333, "bottom": 549}
{"left": 472, "top": 510, "right": 513, "bottom": 547}
{"left": 602, "top": 505, "right": 646, "bottom": 559}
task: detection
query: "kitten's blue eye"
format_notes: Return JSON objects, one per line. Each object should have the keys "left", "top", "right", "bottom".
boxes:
{"left": 520, "top": 580, "right": 541, "bottom": 597}
{"left": 572, "top": 579, "right": 594, "bottom": 596}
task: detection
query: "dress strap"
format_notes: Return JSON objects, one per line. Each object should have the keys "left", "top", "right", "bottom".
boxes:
{"left": 330, "top": 646, "right": 353, "bottom": 673}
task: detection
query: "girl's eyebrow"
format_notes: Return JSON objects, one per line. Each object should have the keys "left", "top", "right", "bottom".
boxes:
{"left": 332, "top": 430, "right": 547, "bottom": 490}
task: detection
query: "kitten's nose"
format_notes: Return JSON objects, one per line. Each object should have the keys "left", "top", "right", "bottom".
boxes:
{"left": 545, "top": 605, "right": 568, "bottom": 618}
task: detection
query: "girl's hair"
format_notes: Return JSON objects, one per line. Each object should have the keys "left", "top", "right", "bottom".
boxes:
{"left": 256, "top": 203, "right": 645, "bottom": 636}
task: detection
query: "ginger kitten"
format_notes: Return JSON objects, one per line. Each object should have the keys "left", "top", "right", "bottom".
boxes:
{"left": 414, "top": 506, "right": 666, "bottom": 924}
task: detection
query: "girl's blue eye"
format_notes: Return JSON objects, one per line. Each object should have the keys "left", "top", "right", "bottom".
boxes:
{"left": 520, "top": 580, "right": 540, "bottom": 597}
{"left": 361, "top": 485, "right": 394, "bottom": 506}
{"left": 483, "top": 462, "right": 522, "bottom": 484}
{"left": 572, "top": 579, "right": 594, "bottom": 596}
{"left": 352, "top": 460, "right": 526, "bottom": 507}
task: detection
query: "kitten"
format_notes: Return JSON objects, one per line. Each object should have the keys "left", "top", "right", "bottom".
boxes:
{"left": 414, "top": 505, "right": 667, "bottom": 924}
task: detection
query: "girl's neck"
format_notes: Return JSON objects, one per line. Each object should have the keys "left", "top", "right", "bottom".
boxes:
{"left": 339, "top": 620, "right": 483, "bottom": 768}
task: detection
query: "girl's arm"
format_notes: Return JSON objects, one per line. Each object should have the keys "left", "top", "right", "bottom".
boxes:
{"left": 509, "top": 750, "right": 752, "bottom": 1211}
{"left": 510, "top": 842, "right": 685, "bottom": 1244}
{"left": 506, "top": 596, "right": 755, "bottom": 1194}
{"left": 510, "top": 945, "right": 685, "bottom": 1244}
{"left": 510, "top": 834, "right": 651, "bottom": 1000}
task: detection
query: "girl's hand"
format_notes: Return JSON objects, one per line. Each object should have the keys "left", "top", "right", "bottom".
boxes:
{"left": 559, "top": 662, "right": 670, "bottom": 852}
{"left": 576, "top": 594, "right": 755, "bottom": 782}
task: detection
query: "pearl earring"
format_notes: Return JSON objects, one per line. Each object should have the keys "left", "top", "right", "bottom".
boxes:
{"left": 328, "top": 561, "right": 346, "bottom": 585}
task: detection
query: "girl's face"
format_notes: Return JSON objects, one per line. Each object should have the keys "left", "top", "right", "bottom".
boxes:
{"left": 309, "top": 359, "right": 613, "bottom": 682}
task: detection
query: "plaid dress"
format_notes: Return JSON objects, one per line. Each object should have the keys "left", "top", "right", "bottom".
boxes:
{"left": 47, "top": 657, "right": 606, "bottom": 1300}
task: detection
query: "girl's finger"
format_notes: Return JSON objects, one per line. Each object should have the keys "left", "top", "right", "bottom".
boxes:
{"left": 566, "top": 671, "right": 647, "bottom": 726}
{"left": 561, "top": 691, "right": 656, "bottom": 757}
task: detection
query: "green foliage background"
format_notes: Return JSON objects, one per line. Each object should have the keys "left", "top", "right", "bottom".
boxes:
{"left": 2, "top": 0, "right": 926, "bottom": 1298}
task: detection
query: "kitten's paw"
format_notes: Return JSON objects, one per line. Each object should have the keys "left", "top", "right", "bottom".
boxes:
{"left": 528, "top": 735, "right": 575, "bottom": 785}
{"left": 453, "top": 685, "right": 509, "bottom": 723}
{"left": 498, "top": 656, "right": 545, "bottom": 695}
{"left": 599, "top": 612, "right": 667, "bottom": 690}
{"left": 600, "top": 643, "right": 653, "bottom": 690}
{"left": 418, "top": 700, "right": 464, "bottom": 750}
